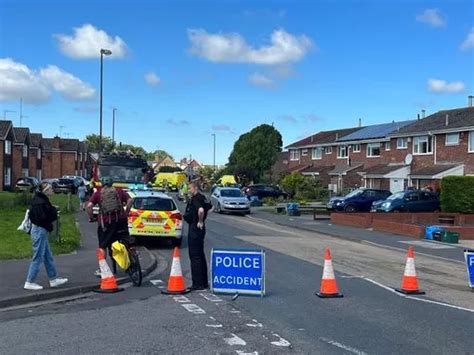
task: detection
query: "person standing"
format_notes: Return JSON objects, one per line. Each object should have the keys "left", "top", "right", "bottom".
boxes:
{"left": 24, "top": 183, "right": 68, "bottom": 290}
{"left": 184, "top": 181, "right": 211, "bottom": 291}
{"left": 77, "top": 182, "right": 88, "bottom": 211}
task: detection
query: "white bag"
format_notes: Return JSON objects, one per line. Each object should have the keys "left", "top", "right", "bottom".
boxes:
{"left": 17, "top": 209, "right": 32, "bottom": 234}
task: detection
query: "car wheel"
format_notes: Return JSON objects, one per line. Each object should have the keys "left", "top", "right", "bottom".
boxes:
{"left": 216, "top": 203, "right": 223, "bottom": 214}
{"left": 344, "top": 204, "right": 356, "bottom": 213}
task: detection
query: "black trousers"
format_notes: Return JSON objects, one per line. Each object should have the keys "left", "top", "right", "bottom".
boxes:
{"left": 188, "top": 225, "right": 208, "bottom": 288}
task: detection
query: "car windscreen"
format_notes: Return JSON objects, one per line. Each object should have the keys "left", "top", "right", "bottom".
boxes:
{"left": 220, "top": 189, "right": 244, "bottom": 197}
{"left": 133, "top": 197, "right": 176, "bottom": 211}
{"left": 58, "top": 179, "right": 74, "bottom": 184}
{"left": 387, "top": 192, "right": 405, "bottom": 200}
{"left": 345, "top": 189, "right": 363, "bottom": 198}
{"left": 99, "top": 165, "right": 144, "bottom": 183}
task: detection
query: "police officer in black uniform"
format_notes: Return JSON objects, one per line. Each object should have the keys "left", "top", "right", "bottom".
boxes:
{"left": 184, "top": 180, "right": 211, "bottom": 291}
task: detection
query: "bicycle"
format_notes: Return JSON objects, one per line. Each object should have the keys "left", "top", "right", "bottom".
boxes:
{"left": 109, "top": 240, "right": 142, "bottom": 287}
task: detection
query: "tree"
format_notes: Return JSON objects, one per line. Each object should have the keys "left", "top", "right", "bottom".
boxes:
{"left": 117, "top": 143, "right": 147, "bottom": 157}
{"left": 227, "top": 124, "right": 282, "bottom": 183}
{"left": 84, "top": 134, "right": 114, "bottom": 153}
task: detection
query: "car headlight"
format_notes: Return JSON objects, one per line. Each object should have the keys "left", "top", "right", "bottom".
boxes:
{"left": 336, "top": 201, "right": 343, "bottom": 206}
{"left": 223, "top": 200, "right": 231, "bottom": 204}
{"left": 382, "top": 202, "right": 391, "bottom": 208}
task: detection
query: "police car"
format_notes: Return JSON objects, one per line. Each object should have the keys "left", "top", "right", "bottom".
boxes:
{"left": 127, "top": 190, "right": 183, "bottom": 246}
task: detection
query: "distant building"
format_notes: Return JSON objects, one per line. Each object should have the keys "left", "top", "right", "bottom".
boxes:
{"left": 0, "top": 120, "right": 14, "bottom": 191}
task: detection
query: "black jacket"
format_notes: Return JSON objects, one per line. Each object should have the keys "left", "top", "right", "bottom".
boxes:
{"left": 29, "top": 192, "right": 57, "bottom": 232}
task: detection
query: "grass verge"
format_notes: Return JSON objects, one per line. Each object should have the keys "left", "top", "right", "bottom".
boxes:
{"left": 0, "top": 192, "right": 81, "bottom": 260}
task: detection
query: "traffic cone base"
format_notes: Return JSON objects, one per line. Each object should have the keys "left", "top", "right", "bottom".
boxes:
{"left": 162, "top": 247, "right": 189, "bottom": 295}
{"left": 93, "top": 248, "right": 124, "bottom": 294}
{"left": 315, "top": 248, "right": 343, "bottom": 298}
{"left": 395, "top": 288, "right": 425, "bottom": 295}
{"left": 396, "top": 246, "right": 424, "bottom": 295}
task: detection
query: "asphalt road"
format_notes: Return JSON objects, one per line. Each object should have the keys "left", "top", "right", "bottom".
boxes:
{"left": 1, "top": 201, "right": 473, "bottom": 354}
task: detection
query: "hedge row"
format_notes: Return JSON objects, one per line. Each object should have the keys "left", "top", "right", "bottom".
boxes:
{"left": 440, "top": 176, "right": 474, "bottom": 213}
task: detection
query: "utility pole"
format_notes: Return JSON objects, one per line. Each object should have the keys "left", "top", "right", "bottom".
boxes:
{"left": 212, "top": 133, "right": 216, "bottom": 172}
{"left": 99, "top": 48, "right": 112, "bottom": 154}
{"left": 59, "top": 125, "right": 65, "bottom": 137}
{"left": 112, "top": 108, "right": 117, "bottom": 145}
{"left": 19, "top": 98, "right": 28, "bottom": 126}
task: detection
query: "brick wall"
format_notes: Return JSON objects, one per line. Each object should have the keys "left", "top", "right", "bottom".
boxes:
{"left": 43, "top": 151, "right": 62, "bottom": 178}
{"left": 372, "top": 219, "right": 425, "bottom": 238}
{"left": 61, "top": 152, "right": 77, "bottom": 176}
{"left": 28, "top": 148, "right": 37, "bottom": 178}
{"left": 436, "top": 132, "right": 474, "bottom": 174}
{"left": 12, "top": 145, "right": 23, "bottom": 184}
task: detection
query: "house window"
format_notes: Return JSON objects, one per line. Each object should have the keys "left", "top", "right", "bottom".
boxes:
{"left": 337, "top": 146, "right": 348, "bottom": 159}
{"left": 22, "top": 168, "right": 29, "bottom": 177}
{"left": 397, "top": 138, "right": 407, "bottom": 149}
{"left": 4, "top": 167, "right": 11, "bottom": 186}
{"left": 37, "top": 169, "right": 42, "bottom": 180}
{"left": 312, "top": 147, "right": 322, "bottom": 160}
{"left": 445, "top": 133, "right": 459, "bottom": 146}
{"left": 413, "top": 136, "right": 432, "bottom": 155}
{"left": 301, "top": 148, "right": 308, "bottom": 156}
{"left": 5, "top": 140, "right": 12, "bottom": 155}
{"left": 367, "top": 143, "right": 381, "bottom": 157}
{"left": 469, "top": 132, "right": 474, "bottom": 153}
{"left": 22, "top": 145, "right": 28, "bottom": 158}
{"left": 385, "top": 141, "right": 391, "bottom": 151}
{"left": 37, "top": 149, "right": 41, "bottom": 159}
{"left": 324, "top": 146, "right": 332, "bottom": 154}
{"left": 290, "top": 149, "right": 300, "bottom": 161}
{"left": 352, "top": 144, "right": 361, "bottom": 152}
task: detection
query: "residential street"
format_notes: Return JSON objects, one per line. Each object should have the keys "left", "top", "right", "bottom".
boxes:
{"left": 1, "top": 202, "right": 473, "bottom": 354}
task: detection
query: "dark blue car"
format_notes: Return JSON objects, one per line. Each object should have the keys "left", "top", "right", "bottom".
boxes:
{"left": 327, "top": 188, "right": 392, "bottom": 212}
{"left": 371, "top": 190, "right": 440, "bottom": 213}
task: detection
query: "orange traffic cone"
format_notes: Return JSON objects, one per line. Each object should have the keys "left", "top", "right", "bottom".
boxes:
{"left": 162, "top": 247, "right": 190, "bottom": 295}
{"left": 396, "top": 246, "right": 425, "bottom": 295}
{"left": 315, "top": 248, "right": 343, "bottom": 298}
{"left": 94, "top": 248, "right": 123, "bottom": 293}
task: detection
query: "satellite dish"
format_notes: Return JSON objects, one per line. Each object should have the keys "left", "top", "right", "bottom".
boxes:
{"left": 405, "top": 154, "right": 413, "bottom": 165}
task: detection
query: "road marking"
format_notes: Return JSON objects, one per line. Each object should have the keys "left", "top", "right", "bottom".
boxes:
{"left": 362, "top": 277, "right": 474, "bottom": 313}
{"left": 398, "top": 240, "right": 455, "bottom": 250}
{"left": 224, "top": 333, "right": 247, "bottom": 346}
{"left": 149, "top": 279, "right": 164, "bottom": 285}
{"left": 181, "top": 303, "right": 206, "bottom": 314}
{"left": 246, "top": 319, "right": 263, "bottom": 328}
{"left": 236, "top": 351, "right": 258, "bottom": 355}
{"left": 319, "top": 337, "right": 367, "bottom": 355}
{"left": 173, "top": 295, "right": 191, "bottom": 303}
{"left": 206, "top": 324, "right": 223, "bottom": 328}
{"left": 200, "top": 293, "right": 223, "bottom": 302}
{"left": 270, "top": 333, "right": 291, "bottom": 347}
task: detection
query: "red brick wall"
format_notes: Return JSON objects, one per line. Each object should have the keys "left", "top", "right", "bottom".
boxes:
{"left": 372, "top": 219, "right": 424, "bottom": 238}
{"left": 330, "top": 213, "right": 372, "bottom": 228}
{"left": 436, "top": 132, "right": 474, "bottom": 174}
{"left": 12, "top": 145, "right": 23, "bottom": 184}
{"left": 28, "top": 149, "right": 37, "bottom": 178}
{"left": 43, "top": 151, "right": 62, "bottom": 178}
{"left": 61, "top": 152, "right": 77, "bottom": 176}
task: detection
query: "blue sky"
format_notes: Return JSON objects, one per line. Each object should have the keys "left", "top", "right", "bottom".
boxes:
{"left": 1, "top": 0, "right": 473, "bottom": 164}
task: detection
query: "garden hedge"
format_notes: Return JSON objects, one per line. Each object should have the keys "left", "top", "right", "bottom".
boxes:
{"left": 440, "top": 176, "right": 474, "bottom": 213}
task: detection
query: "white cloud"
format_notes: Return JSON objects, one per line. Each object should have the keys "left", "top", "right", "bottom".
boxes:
{"left": 278, "top": 114, "right": 297, "bottom": 123}
{"left": 144, "top": 72, "right": 161, "bottom": 86}
{"left": 212, "top": 124, "right": 232, "bottom": 132}
{"left": 0, "top": 58, "right": 95, "bottom": 104}
{"left": 460, "top": 27, "right": 474, "bottom": 50}
{"left": 0, "top": 58, "right": 50, "bottom": 103}
{"left": 416, "top": 9, "right": 446, "bottom": 28}
{"left": 304, "top": 114, "right": 322, "bottom": 122}
{"left": 249, "top": 72, "right": 275, "bottom": 88}
{"left": 166, "top": 119, "right": 190, "bottom": 127}
{"left": 427, "top": 78, "right": 465, "bottom": 93}
{"left": 54, "top": 24, "right": 128, "bottom": 59}
{"left": 188, "top": 28, "right": 313, "bottom": 65}
{"left": 40, "top": 65, "right": 95, "bottom": 100}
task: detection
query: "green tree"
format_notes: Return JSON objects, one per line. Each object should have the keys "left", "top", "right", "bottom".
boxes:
{"left": 227, "top": 124, "right": 282, "bottom": 183}
{"left": 84, "top": 134, "right": 115, "bottom": 153}
{"left": 117, "top": 143, "right": 147, "bottom": 157}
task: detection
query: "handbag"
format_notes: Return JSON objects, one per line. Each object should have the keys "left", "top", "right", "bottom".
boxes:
{"left": 17, "top": 209, "right": 32, "bottom": 234}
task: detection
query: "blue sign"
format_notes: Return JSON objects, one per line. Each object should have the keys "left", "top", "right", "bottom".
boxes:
{"left": 465, "top": 250, "right": 474, "bottom": 289}
{"left": 211, "top": 248, "right": 265, "bottom": 296}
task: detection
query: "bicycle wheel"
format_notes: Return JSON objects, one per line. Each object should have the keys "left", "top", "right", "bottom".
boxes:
{"left": 125, "top": 246, "right": 142, "bottom": 287}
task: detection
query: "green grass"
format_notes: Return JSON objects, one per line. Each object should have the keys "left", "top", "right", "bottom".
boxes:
{"left": 0, "top": 192, "right": 81, "bottom": 260}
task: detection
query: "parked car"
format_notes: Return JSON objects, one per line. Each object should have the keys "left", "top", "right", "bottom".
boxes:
{"left": 327, "top": 188, "right": 391, "bottom": 212}
{"left": 371, "top": 190, "right": 440, "bottom": 213}
{"left": 15, "top": 177, "right": 39, "bottom": 193}
{"left": 53, "top": 178, "right": 80, "bottom": 194}
{"left": 243, "top": 184, "right": 287, "bottom": 200}
{"left": 62, "top": 175, "right": 89, "bottom": 186}
{"left": 41, "top": 178, "right": 59, "bottom": 186}
{"left": 211, "top": 187, "right": 251, "bottom": 215}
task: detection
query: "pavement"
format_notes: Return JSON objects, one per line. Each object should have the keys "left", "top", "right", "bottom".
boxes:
{"left": 249, "top": 207, "right": 474, "bottom": 262}
{"left": 0, "top": 211, "right": 157, "bottom": 309}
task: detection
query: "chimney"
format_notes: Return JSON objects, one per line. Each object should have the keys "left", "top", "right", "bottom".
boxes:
{"left": 469, "top": 95, "right": 473, "bottom": 107}
{"left": 417, "top": 114, "right": 420, "bottom": 120}
{"left": 335, "top": 133, "right": 339, "bottom": 140}
{"left": 421, "top": 109, "right": 426, "bottom": 118}
{"left": 358, "top": 118, "right": 362, "bottom": 127}
{"left": 310, "top": 135, "right": 314, "bottom": 143}
{"left": 445, "top": 114, "right": 449, "bottom": 126}
{"left": 53, "top": 136, "right": 60, "bottom": 149}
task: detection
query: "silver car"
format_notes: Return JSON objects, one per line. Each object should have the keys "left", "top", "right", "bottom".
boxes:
{"left": 211, "top": 187, "right": 251, "bottom": 215}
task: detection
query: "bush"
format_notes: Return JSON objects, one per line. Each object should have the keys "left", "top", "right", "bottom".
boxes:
{"left": 440, "top": 176, "right": 474, "bottom": 213}
{"left": 281, "top": 172, "right": 329, "bottom": 201}
{"left": 262, "top": 197, "right": 278, "bottom": 206}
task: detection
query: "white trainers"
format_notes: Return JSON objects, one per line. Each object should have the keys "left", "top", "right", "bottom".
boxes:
{"left": 24, "top": 282, "right": 43, "bottom": 291}
{"left": 49, "top": 277, "right": 68, "bottom": 288}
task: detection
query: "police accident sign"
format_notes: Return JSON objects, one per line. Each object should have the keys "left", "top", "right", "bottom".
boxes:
{"left": 464, "top": 249, "right": 474, "bottom": 289}
{"left": 211, "top": 248, "right": 265, "bottom": 296}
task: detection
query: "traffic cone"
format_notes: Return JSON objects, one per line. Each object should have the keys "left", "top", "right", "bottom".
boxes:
{"left": 315, "top": 248, "right": 343, "bottom": 298}
{"left": 396, "top": 246, "right": 425, "bottom": 295}
{"left": 162, "top": 247, "right": 190, "bottom": 295}
{"left": 94, "top": 248, "right": 123, "bottom": 293}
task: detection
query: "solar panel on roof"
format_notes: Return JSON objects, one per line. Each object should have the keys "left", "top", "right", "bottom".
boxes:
{"left": 337, "top": 120, "right": 414, "bottom": 141}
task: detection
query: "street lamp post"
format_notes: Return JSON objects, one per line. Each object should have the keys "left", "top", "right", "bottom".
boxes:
{"left": 112, "top": 108, "right": 117, "bottom": 146}
{"left": 212, "top": 133, "right": 216, "bottom": 172}
{"left": 99, "top": 48, "right": 112, "bottom": 154}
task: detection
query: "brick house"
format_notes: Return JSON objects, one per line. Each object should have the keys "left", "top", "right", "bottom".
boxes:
{"left": 12, "top": 127, "right": 31, "bottom": 184}
{"left": 42, "top": 137, "right": 81, "bottom": 178}
{"left": 29, "top": 133, "right": 43, "bottom": 180}
{"left": 282, "top": 100, "right": 474, "bottom": 194}
{"left": 0, "top": 120, "right": 14, "bottom": 191}
{"left": 78, "top": 142, "right": 89, "bottom": 178}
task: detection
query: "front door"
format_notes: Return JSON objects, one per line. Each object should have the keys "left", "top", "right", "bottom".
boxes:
{"left": 390, "top": 178, "right": 404, "bottom": 193}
